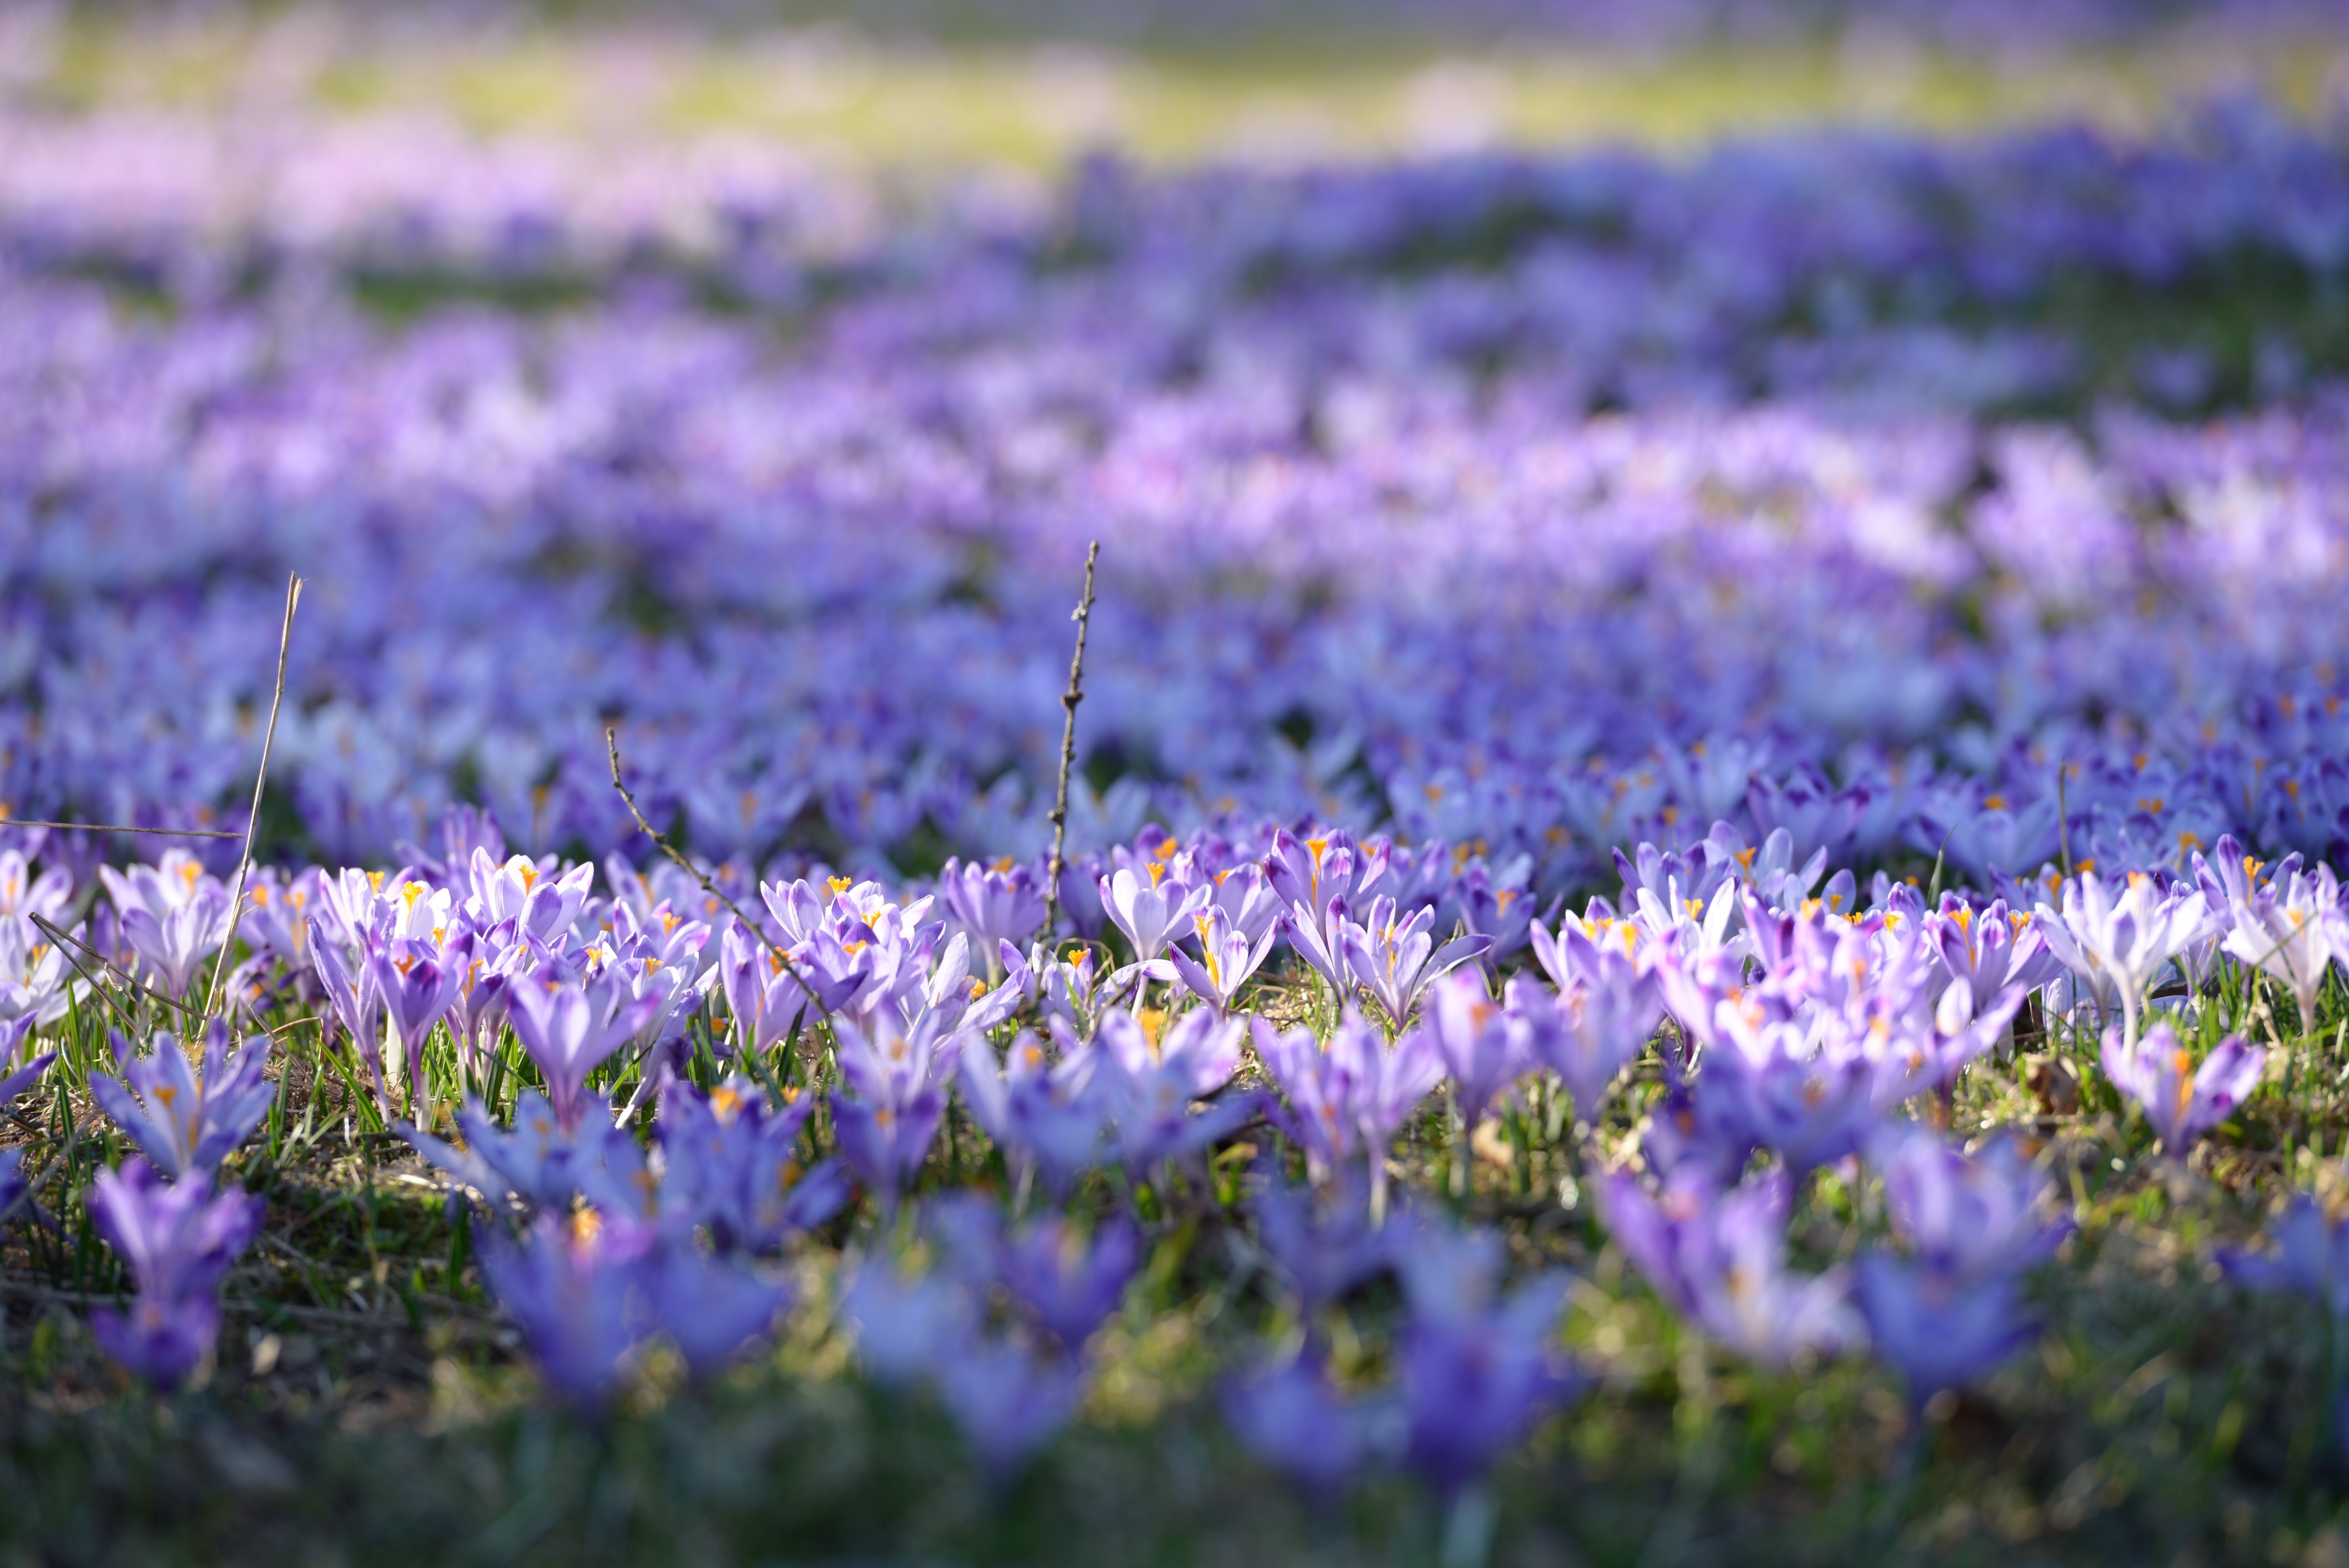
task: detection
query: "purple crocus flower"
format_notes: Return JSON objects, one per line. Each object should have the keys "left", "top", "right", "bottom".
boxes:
{"left": 1877, "top": 1126, "right": 2069, "bottom": 1283}
{"left": 1265, "top": 829, "right": 1387, "bottom": 992}
{"left": 1524, "top": 918, "right": 1661, "bottom": 1117}
{"left": 831, "top": 1009, "right": 961, "bottom": 1207}
{"left": 506, "top": 969, "right": 665, "bottom": 1134}
{"left": 1931, "top": 896, "right": 2062, "bottom": 1024}
{"left": 653, "top": 1076, "right": 841, "bottom": 1252}
{"left": 840, "top": 1255, "right": 978, "bottom": 1385}
{"left": 831, "top": 1089, "right": 945, "bottom": 1208}
{"left": 1222, "top": 1354, "right": 1378, "bottom": 1502}
{"left": 934, "top": 1335, "right": 1084, "bottom": 1482}
{"left": 0, "top": 1148, "right": 29, "bottom": 1225}
{"left": 2036, "top": 871, "right": 2215, "bottom": 1049}
{"left": 1098, "top": 863, "right": 1206, "bottom": 965}
{"left": 309, "top": 916, "right": 392, "bottom": 1097}
{"left": 86, "top": 1158, "right": 262, "bottom": 1390}
{"left": 939, "top": 857, "right": 1048, "bottom": 968}
{"left": 404, "top": 1090, "right": 591, "bottom": 1208}
{"left": 368, "top": 935, "right": 468, "bottom": 1114}
{"left": 636, "top": 1240, "right": 795, "bottom": 1379}
{"left": 1455, "top": 859, "right": 1539, "bottom": 965}
{"left": 1854, "top": 1257, "right": 2037, "bottom": 1410}
{"left": 2220, "top": 1193, "right": 2349, "bottom": 1320}
{"left": 1413, "top": 970, "right": 1526, "bottom": 1128}
{"left": 1602, "top": 1167, "right": 1859, "bottom": 1366}
{"left": 1400, "top": 1272, "right": 1578, "bottom": 1503}
{"left": 477, "top": 1211, "right": 649, "bottom": 1409}
{"left": 100, "top": 855, "right": 232, "bottom": 999}
{"left": 467, "top": 851, "right": 596, "bottom": 944}
{"left": 2219, "top": 862, "right": 2344, "bottom": 1033}
{"left": 444, "top": 921, "right": 520, "bottom": 1078}
{"left": 958, "top": 1030, "right": 1114, "bottom": 1197}
{"left": 1338, "top": 896, "right": 1490, "bottom": 1027}
{"left": 2100, "top": 1021, "right": 2265, "bottom": 1154}
{"left": 0, "top": 1043, "right": 56, "bottom": 1112}
{"left": 1092, "top": 1007, "right": 1255, "bottom": 1174}
{"left": 1253, "top": 1011, "right": 1443, "bottom": 1211}
{"left": 1701, "top": 1000, "right": 1878, "bottom": 1176}
{"left": 998, "top": 1215, "right": 1139, "bottom": 1352}
{"left": 717, "top": 919, "right": 811, "bottom": 1058}
{"left": 88, "top": 1021, "right": 272, "bottom": 1183}
{"left": 1167, "top": 903, "right": 1280, "bottom": 1014}
{"left": 1251, "top": 1175, "right": 1389, "bottom": 1313}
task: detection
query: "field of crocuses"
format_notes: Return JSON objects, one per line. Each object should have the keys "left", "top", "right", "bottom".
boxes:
{"left": 9, "top": 6, "right": 2349, "bottom": 1564}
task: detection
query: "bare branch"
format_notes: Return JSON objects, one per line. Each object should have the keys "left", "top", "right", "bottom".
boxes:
{"left": 0, "top": 820, "right": 239, "bottom": 839}
{"left": 29, "top": 912, "right": 204, "bottom": 1023}
{"left": 205, "top": 572, "right": 304, "bottom": 1021}
{"left": 1040, "top": 540, "right": 1100, "bottom": 939}
{"left": 603, "top": 725, "right": 829, "bottom": 1081}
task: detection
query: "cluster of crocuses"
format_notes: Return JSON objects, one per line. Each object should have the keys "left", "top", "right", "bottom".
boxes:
{"left": 7, "top": 782, "right": 2335, "bottom": 1501}
{"left": 5, "top": 102, "right": 2349, "bottom": 896}
{"left": 78, "top": 1021, "right": 273, "bottom": 1389}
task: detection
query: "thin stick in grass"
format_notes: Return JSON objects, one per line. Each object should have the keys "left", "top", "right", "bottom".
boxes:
{"left": 29, "top": 912, "right": 205, "bottom": 1025}
{"left": 604, "top": 725, "right": 823, "bottom": 1103}
{"left": 205, "top": 572, "right": 304, "bottom": 1021}
{"left": 26, "top": 912, "right": 142, "bottom": 1037}
{"left": 0, "top": 819, "right": 238, "bottom": 839}
{"left": 1040, "top": 540, "right": 1100, "bottom": 939}
{"left": 604, "top": 726, "right": 801, "bottom": 983}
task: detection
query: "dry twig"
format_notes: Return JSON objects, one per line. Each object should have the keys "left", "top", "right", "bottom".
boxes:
{"left": 1040, "top": 541, "right": 1100, "bottom": 938}
{"left": 205, "top": 572, "right": 304, "bottom": 1020}
{"left": 0, "top": 820, "right": 239, "bottom": 839}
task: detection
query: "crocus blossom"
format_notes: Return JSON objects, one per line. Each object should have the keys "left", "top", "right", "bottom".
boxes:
{"left": 2100, "top": 1022, "right": 2265, "bottom": 1153}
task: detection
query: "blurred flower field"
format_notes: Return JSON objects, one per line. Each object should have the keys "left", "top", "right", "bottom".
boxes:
{"left": 7, "top": 4, "right": 2349, "bottom": 1564}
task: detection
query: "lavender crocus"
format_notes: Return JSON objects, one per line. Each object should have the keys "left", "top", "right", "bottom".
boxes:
{"left": 2220, "top": 1193, "right": 2349, "bottom": 1322}
{"left": 1400, "top": 1272, "right": 1578, "bottom": 1503}
{"left": 368, "top": 935, "right": 467, "bottom": 1114}
{"left": 656, "top": 1076, "right": 843, "bottom": 1253}
{"left": 1251, "top": 1175, "right": 1388, "bottom": 1313}
{"left": 0, "top": 1046, "right": 55, "bottom": 1220}
{"left": 2100, "top": 1021, "right": 2265, "bottom": 1154}
{"left": 2037, "top": 871, "right": 2215, "bottom": 1049}
{"left": 636, "top": 1240, "right": 795, "bottom": 1379}
{"left": 1523, "top": 921, "right": 1662, "bottom": 1118}
{"left": 934, "top": 1336, "right": 1084, "bottom": 1482}
{"left": 477, "top": 1212, "right": 649, "bottom": 1409}
{"left": 998, "top": 1215, "right": 1140, "bottom": 1351}
{"left": 831, "top": 1010, "right": 961, "bottom": 1206}
{"left": 88, "top": 1021, "right": 273, "bottom": 1183}
{"left": 1253, "top": 1011, "right": 1443, "bottom": 1212}
{"left": 1853, "top": 1258, "right": 2037, "bottom": 1411}
{"left": 840, "top": 1256, "right": 978, "bottom": 1386}
{"left": 1413, "top": 969, "right": 1526, "bottom": 1129}
{"left": 1265, "top": 829, "right": 1385, "bottom": 991}
{"left": 1701, "top": 1001, "right": 1878, "bottom": 1176}
{"left": 100, "top": 855, "right": 232, "bottom": 999}
{"left": 86, "top": 1158, "right": 263, "bottom": 1390}
{"left": 1878, "top": 1126, "right": 2070, "bottom": 1282}
{"left": 1093, "top": 1007, "right": 1255, "bottom": 1174}
{"left": 506, "top": 970, "right": 664, "bottom": 1134}
{"left": 1602, "top": 1167, "right": 1859, "bottom": 1366}
{"left": 718, "top": 920, "right": 811, "bottom": 1058}
{"left": 957, "top": 1030, "right": 1114, "bottom": 1197}
{"left": 1099, "top": 863, "right": 1205, "bottom": 966}
{"left": 1222, "top": 1355, "right": 1379, "bottom": 1502}
{"left": 1338, "top": 896, "right": 1490, "bottom": 1027}
{"left": 939, "top": 858, "right": 1048, "bottom": 969}
{"left": 1167, "top": 904, "right": 1280, "bottom": 1014}
{"left": 2219, "top": 863, "right": 2344, "bottom": 1033}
